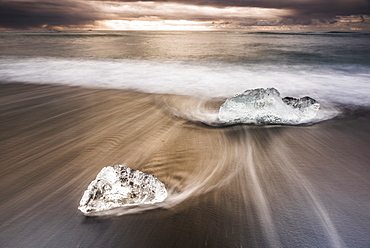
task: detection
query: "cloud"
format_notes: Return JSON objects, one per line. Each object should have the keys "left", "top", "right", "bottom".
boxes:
{"left": 107, "top": 0, "right": 370, "bottom": 16}
{"left": 0, "top": 0, "right": 101, "bottom": 29}
{"left": 0, "top": 0, "right": 369, "bottom": 30}
{"left": 105, "top": 0, "right": 370, "bottom": 25}
{"left": 97, "top": 2, "right": 290, "bottom": 21}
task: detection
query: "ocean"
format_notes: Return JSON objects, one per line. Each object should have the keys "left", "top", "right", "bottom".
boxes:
{"left": 1, "top": 31, "right": 370, "bottom": 104}
{"left": 1, "top": 31, "right": 370, "bottom": 248}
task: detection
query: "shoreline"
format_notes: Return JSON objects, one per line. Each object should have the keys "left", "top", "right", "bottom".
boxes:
{"left": 1, "top": 82, "right": 369, "bottom": 247}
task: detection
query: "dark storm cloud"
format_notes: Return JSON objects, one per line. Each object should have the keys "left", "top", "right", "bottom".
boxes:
{"left": 0, "top": 0, "right": 101, "bottom": 29}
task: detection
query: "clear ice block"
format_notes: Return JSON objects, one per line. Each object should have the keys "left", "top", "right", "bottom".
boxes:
{"left": 218, "top": 88, "right": 320, "bottom": 125}
{"left": 78, "top": 165, "right": 167, "bottom": 215}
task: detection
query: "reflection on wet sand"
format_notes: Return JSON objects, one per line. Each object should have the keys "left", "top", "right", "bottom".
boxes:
{"left": 1, "top": 83, "right": 369, "bottom": 247}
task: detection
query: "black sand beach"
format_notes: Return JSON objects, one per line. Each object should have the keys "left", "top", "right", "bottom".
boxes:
{"left": 1, "top": 83, "right": 370, "bottom": 247}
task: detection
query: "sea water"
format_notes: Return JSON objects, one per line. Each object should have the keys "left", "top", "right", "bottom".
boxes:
{"left": 0, "top": 31, "right": 369, "bottom": 107}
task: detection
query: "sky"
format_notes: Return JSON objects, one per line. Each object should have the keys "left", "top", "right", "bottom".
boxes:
{"left": 0, "top": 0, "right": 369, "bottom": 31}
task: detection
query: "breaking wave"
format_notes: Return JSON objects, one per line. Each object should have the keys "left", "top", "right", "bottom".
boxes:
{"left": 0, "top": 56, "right": 368, "bottom": 126}
{"left": 0, "top": 56, "right": 369, "bottom": 107}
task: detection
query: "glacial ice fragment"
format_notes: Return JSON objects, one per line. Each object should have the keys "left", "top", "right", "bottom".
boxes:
{"left": 218, "top": 88, "right": 320, "bottom": 124}
{"left": 78, "top": 165, "right": 167, "bottom": 215}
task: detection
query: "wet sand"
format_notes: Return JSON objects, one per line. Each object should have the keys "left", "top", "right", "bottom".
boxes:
{"left": 1, "top": 83, "right": 370, "bottom": 247}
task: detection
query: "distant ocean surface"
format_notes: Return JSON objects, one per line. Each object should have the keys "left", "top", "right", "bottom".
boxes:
{"left": 1, "top": 31, "right": 369, "bottom": 105}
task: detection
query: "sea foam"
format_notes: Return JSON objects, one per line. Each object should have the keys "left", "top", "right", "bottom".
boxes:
{"left": 0, "top": 57, "right": 369, "bottom": 107}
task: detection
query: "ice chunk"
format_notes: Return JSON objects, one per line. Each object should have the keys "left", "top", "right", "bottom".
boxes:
{"left": 218, "top": 88, "right": 320, "bottom": 125}
{"left": 78, "top": 165, "right": 167, "bottom": 215}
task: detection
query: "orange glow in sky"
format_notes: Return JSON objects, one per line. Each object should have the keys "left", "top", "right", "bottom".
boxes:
{"left": 96, "top": 20, "right": 213, "bottom": 31}
{"left": 93, "top": 2, "right": 291, "bottom": 30}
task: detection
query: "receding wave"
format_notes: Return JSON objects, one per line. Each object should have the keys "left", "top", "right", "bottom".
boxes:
{"left": 77, "top": 111, "right": 346, "bottom": 247}
{"left": 2, "top": 81, "right": 369, "bottom": 247}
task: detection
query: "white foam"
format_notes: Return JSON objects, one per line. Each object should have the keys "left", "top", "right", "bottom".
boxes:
{"left": 1, "top": 57, "right": 369, "bottom": 106}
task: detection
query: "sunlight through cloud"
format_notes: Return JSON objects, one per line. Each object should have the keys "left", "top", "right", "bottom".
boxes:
{"left": 96, "top": 19, "right": 212, "bottom": 30}
{"left": 93, "top": 1, "right": 291, "bottom": 30}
